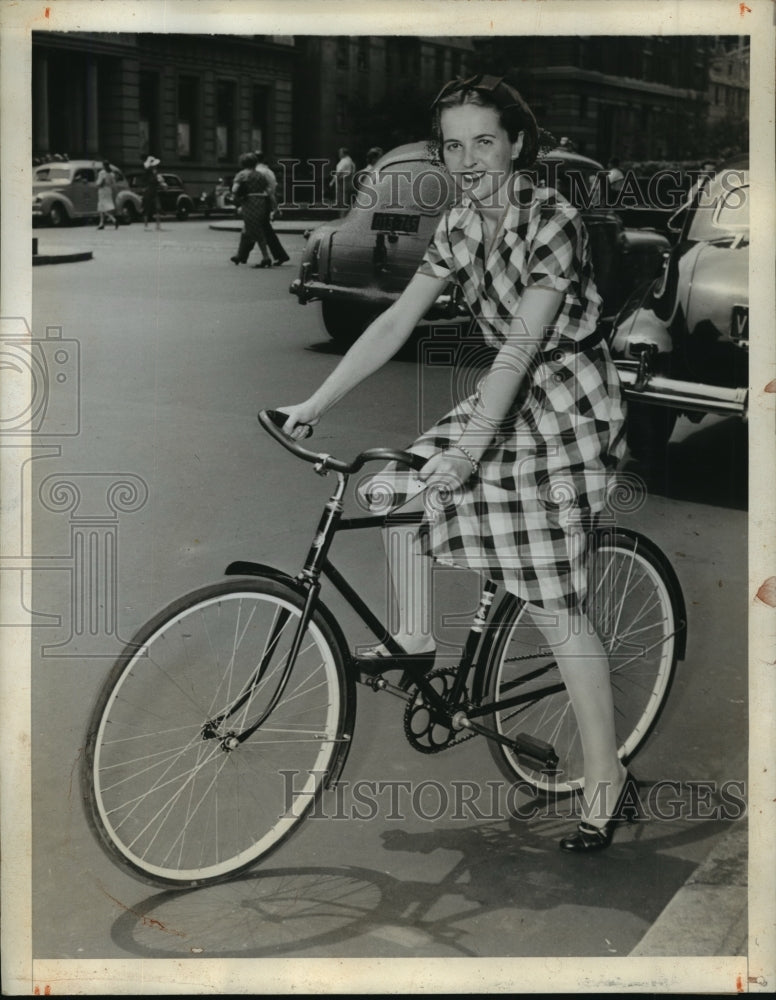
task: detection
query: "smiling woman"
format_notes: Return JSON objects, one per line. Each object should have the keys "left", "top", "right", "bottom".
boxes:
{"left": 277, "top": 74, "right": 639, "bottom": 856}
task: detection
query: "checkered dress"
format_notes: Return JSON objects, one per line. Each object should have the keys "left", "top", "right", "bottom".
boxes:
{"left": 362, "top": 173, "right": 626, "bottom": 609}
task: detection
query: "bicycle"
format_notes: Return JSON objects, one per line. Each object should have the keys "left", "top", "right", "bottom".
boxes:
{"left": 82, "top": 409, "right": 687, "bottom": 889}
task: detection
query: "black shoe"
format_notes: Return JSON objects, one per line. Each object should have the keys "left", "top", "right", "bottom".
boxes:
{"left": 273, "top": 257, "right": 290, "bottom": 266}
{"left": 97, "top": 225, "right": 104, "bottom": 230}
{"left": 230, "top": 255, "right": 242, "bottom": 265}
{"left": 559, "top": 771, "right": 639, "bottom": 853}
{"left": 114, "top": 218, "right": 120, "bottom": 229}
{"left": 252, "top": 259, "right": 273, "bottom": 269}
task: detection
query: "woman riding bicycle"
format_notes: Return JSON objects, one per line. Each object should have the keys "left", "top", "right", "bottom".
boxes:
{"left": 279, "top": 74, "right": 631, "bottom": 853}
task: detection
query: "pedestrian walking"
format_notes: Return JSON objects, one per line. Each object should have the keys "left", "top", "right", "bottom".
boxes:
{"left": 96, "top": 160, "right": 119, "bottom": 230}
{"left": 329, "top": 146, "right": 355, "bottom": 214}
{"left": 254, "top": 151, "right": 290, "bottom": 266}
{"left": 142, "top": 155, "right": 165, "bottom": 231}
{"left": 278, "top": 74, "right": 632, "bottom": 854}
{"left": 363, "top": 146, "right": 384, "bottom": 174}
{"left": 229, "top": 152, "right": 272, "bottom": 267}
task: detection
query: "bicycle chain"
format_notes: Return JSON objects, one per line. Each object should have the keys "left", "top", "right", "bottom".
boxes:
{"left": 402, "top": 667, "right": 478, "bottom": 754}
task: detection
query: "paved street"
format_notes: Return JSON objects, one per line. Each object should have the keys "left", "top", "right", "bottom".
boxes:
{"left": 29, "top": 219, "right": 747, "bottom": 963}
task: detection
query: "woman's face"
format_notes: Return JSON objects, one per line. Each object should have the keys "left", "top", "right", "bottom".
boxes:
{"left": 440, "top": 102, "right": 524, "bottom": 207}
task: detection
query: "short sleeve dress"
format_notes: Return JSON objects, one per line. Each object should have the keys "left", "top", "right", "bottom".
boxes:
{"left": 361, "top": 171, "right": 627, "bottom": 610}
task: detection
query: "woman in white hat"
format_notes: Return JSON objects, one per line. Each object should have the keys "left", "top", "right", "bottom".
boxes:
{"left": 142, "top": 156, "right": 165, "bottom": 231}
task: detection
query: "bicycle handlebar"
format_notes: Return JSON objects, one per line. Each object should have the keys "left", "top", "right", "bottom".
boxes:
{"left": 258, "top": 410, "right": 426, "bottom": 475}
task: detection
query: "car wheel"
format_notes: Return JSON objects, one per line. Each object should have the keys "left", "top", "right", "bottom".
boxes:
{"left": 121, "top": 202, "right": 138, "bottom": 224}
{"left": 48, "top": 203, "right": 66, "bottom": 227}
{"left": 321, "top": 302, "right": 378, "bottom": 347}
{"left": 626, "top": 401, "right": 678, "bottom": 462}
{"left": 176, "top": 201, "right": 191, "bottom": 221}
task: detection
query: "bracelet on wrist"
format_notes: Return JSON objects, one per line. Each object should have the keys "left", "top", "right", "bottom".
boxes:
{"left": 446, "top": 444, "right": 480, "bottom": 475}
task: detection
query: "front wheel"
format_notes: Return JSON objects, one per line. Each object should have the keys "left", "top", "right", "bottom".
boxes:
{"left": 82, "top": 577, "right": 352, "bottom": 888}
{"left": 481, "top": 528, "right": 683, "bottom": 794}
{"left": 48, "top": 202, "right": 66, "bottom": 227}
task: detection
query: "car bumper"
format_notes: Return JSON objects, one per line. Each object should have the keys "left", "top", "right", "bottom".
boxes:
{"left": 289, "top": 276, "right": 467, "bottom": 321}
{"left": 615, "top": 360, "right": 748, "bottom": 419}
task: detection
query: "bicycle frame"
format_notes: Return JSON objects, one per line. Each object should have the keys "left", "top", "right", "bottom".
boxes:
{"left": 225, "top": 464, "right": 561, "bottom": 770}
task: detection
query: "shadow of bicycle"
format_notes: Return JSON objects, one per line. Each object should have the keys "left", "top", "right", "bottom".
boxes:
{"left": 109, "top": 786, "right": 737, "bottom": 959}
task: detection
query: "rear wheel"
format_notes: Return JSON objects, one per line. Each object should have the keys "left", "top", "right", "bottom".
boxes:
{"left": 482, "top": 529, "right": 682, "bottom": 794}
{"left": 120, "top": 201, "right": 138, "bottom": 224}
{"left": 176, "top": 200, "right": 191, "bottom": 221}
{"left": 321, "top": 301, "right": 379, "bottom": 347}
{"left": 626, "top": 401, "right": 678, "bottom": 462}
{"left": 83, "top": 577, "right": 351, "bottom": 888}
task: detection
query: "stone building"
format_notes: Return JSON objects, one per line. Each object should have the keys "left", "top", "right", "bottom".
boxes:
{"left": 32, "top": 32, "right": 296, "bottom": 186}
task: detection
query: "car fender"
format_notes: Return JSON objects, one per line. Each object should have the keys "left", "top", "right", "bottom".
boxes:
{"left": 38, "top": 192, "right": 75, "bottom": 218}
{"left": 610, "top": 305, "right": 673, "bottom": 360}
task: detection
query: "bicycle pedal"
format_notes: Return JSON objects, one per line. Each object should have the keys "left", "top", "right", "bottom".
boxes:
{"left": 512, "top": 732, "right": 559, "bottom": 771}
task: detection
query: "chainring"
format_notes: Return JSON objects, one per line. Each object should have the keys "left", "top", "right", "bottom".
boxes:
{"left": 403, "top": 667, "right": 475, "bottom": 754}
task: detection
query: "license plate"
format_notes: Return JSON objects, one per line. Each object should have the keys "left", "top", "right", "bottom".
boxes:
{"left": 731, "top": 304, "right": 748, "bottom": 344}
{"left": 371, "top": 212, "right": 420, "bottom": 234}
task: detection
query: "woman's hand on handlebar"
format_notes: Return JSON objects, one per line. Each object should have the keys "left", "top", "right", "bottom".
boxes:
{"left": 275, "top": 402, "right": 321, "bottom": 440}
{"left": 417, "top": 450, "right": 475, "bottom": 489}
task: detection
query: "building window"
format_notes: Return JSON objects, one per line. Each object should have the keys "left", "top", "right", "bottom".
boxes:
{"left": 252, "top": 85, "right": 268, "bottom": 153}
{"left": 139, "top": 71, "right": 159, "bottom": 159}
{"left": 357, "top": 37, "right": 369, "bottom": 71}
{"left": 435, "top": 47, "right": 445, "bottom": 80}
{"left": 177, "top": 75, "right": 198, "bottom": 159}
{"left": 216, "top": 79, "right": 236, "bottom": 163}
{"left": 336, "top": 94, "right": 347, "bottom": 132}
{"left": 337, "top": 37, "right": 349, "bottom": 70}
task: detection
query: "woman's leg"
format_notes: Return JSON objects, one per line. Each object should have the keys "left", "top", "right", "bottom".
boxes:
{"left": 517, "top": 597, "right": 627, "bottom": 827}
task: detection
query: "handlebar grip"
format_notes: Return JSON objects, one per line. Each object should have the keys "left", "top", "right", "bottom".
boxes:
{"left": 259, "top": 410, "right": 427, "bottom": 475}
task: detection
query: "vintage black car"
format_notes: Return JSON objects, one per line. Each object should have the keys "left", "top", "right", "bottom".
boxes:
{"left": 289, "top": 142, "right": 670, "bottom": 346}
{"left": 126, "top": 172, "right": 196, "bottom": 220}
{"left": 609, "top": 159, "right": 749, "bottom": 459}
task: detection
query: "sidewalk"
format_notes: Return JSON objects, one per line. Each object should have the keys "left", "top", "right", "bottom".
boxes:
{"left": 629, "top": 817, "right": 748, "bottom": 956}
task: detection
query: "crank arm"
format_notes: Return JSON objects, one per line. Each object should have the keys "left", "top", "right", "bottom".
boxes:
{"left": 454, "top": 715, "right": 559, "bottom": 771}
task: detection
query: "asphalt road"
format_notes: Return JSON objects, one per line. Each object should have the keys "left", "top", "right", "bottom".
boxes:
{"left": 28, "top": 220, "right": 747, "bottom": 964}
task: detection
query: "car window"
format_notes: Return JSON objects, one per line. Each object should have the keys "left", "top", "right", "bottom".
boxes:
{"left": 372, "top": 159, "right": 452, "bottom": 214}
{"left": 687, "top": 171, "right": 749, "bottom": 242}
{"left": 35, "top": 166, "right": 71, "bottom": 182}
{"left": 74, "top": 168, "right": 96, "bottom": 183}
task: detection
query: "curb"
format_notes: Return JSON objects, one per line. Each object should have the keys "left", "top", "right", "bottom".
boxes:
{"left": 629, "top": 818, "right": 748, "bottom": 956}
{"left": 33, "top": 249, "right": 93, "bottom": 265}
{"left": 209, "top": 219, "right": 322, "bottom": 236}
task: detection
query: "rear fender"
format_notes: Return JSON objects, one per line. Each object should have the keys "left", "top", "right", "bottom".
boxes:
{"left": 472, "top": 525, "right": 687, "bottom": 705}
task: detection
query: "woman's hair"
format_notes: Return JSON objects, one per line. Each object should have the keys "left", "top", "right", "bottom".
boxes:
{"left": 430, "top": 75, "right": 538, "bottom": 169}
{"left": 239, "top": 152, "right": 258, "bottom": 169}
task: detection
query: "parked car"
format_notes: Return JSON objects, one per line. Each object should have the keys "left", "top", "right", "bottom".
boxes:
{"left": 32, "top": 160, "right": 142, "bottom": 226}
{"left": 125, "top": 171, "right": 196, "bottom": 220}
{"left": 609, "top": 159, "right": 749, "bottom": 459}
{"left": 198, "top": 176, "right": 237, "bottom": 217}
{"left": 289, "top": 142, "right": 670, "bottom": 346}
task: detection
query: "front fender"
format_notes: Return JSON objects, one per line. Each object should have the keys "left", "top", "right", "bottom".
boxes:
{"left": 223, "top": 559, "right": 356, "bottom": 787}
